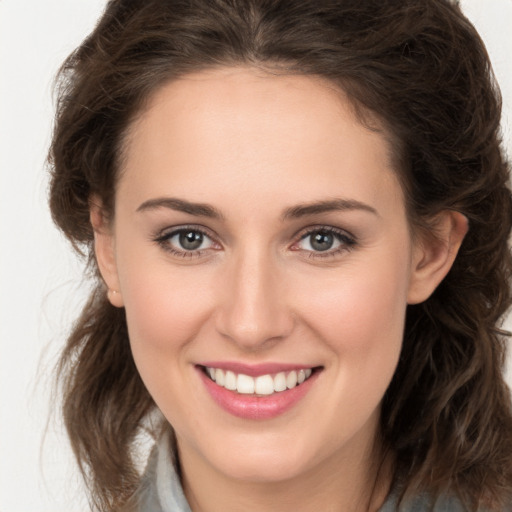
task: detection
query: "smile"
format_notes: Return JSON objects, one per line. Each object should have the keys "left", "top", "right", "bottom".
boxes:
{"left": 204, "top": 366, "right": 314, "bottom": 396}
{"left": 197, "top": 362, "right": 323, "bottom": 419}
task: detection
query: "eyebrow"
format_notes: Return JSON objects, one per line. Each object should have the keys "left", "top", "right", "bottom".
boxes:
{"left": 136, "top": 196, "right": 378, "bottom": 220}
{"left": 282, "top": 198, "right": 379, "bottom": 220}
{"left": 136, "top": 197, "right": 224, "bottom": 220}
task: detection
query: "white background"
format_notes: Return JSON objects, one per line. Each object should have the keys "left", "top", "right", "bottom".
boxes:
{"left": 1, "top": 1, "right": 511, "bottom": 510}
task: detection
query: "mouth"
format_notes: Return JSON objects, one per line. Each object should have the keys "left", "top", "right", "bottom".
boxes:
{"left": 196, "top": 362, "right": 324, "bottom": 419}
{"left": 200, "top": 365, "right": 318, "bottom": 396}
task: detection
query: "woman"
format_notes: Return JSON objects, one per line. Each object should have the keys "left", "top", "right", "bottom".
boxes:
{"left": 48, "top": 0, "right": 512, "bottom": 510}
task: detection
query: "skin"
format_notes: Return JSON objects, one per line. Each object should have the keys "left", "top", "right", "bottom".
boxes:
{"left": 92, "top": 67, "right": 467, "bottom": 512}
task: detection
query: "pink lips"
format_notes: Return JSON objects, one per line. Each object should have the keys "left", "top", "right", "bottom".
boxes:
{"left": 196, "top": 362, "right": 320, "bottom": 420}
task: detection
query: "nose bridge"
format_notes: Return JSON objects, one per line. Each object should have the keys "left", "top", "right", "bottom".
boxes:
{"left": 216, "top": 243, "right": 292, "bottom": 349}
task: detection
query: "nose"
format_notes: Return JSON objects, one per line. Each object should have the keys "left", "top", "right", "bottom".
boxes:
{"left": 215, "top": 248, "right": 294, "bottom": 350}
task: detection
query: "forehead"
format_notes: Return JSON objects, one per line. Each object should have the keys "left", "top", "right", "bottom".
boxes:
{"left": 118, "top": 67, "right": 403, "bottom": 216}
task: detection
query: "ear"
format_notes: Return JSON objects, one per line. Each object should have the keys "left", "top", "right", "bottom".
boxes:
{"left": 407, "top": 210, "right": 468, "bottom": 305}
{"left": 89, "top": 196, "right": 124, "bottom": 308}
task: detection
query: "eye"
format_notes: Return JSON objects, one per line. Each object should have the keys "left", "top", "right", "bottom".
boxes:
{"left": 154, "top": 227, "right": 219, "bottom": 256}
{"left": 174, "top": 230, "right": 209, "bottom": 251}
{"left": 292, "top": 227, "right": 356, "bottom": 257}
{"left": 301, "top": 231, "right": 339, "bottom": 252}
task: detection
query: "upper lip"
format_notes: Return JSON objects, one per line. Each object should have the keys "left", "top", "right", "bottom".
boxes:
{"left": 197, "top": 361, "right": 320, "bottom": 377}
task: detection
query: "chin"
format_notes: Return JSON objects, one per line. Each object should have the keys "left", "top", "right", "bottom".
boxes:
{"left": 203, "top": 437, "right": 319, "bottom": 483}
{"left": 220, "top": 459, "right": 306, "bottom": 484}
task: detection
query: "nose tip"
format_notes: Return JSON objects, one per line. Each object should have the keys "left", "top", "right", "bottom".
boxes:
{"left": 215, "top": 256, "right": 294, "bottom": 350}
{"left": 221, "top": 321, "right": 282, "bottom": 351}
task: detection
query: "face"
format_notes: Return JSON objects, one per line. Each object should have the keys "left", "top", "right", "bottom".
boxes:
{"left": 94, "top": 67, "right": 454, "bottom": 485}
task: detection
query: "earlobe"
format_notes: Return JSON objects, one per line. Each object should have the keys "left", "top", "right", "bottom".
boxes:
{"left": 89, "top": 197, "right": 124, "bottom": 308}
{"left": 407, "top": 210, "right": 468, "bottom": 305}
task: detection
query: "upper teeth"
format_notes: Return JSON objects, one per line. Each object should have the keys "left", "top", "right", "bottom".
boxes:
{"left": 206, "top": 367, "right": 313, "bottom": 395}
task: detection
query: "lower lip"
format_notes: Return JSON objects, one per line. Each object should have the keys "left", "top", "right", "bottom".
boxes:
{"left": 197, "top": 367, "right": 320, "bottom": 420}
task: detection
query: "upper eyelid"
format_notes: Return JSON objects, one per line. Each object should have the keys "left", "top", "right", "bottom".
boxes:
{"left": 294, "top": 224, "right": 356, "bottom": 241}
{"left": 155, "top": 224, "right": 217, "bottom": 240}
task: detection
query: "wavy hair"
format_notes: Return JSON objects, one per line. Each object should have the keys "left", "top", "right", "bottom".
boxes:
{"left": 48, "top": 0, "right": 512, "bottom": 509}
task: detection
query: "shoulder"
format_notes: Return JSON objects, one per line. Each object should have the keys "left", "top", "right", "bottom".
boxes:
{"left": 379, "top": 492, "right": 512, "bottom": 512}
{"left": 121, "top": 445, "right": 163, "bottom": 511}
{"left": 378, "top": 493, "right": 462, "bottom": 512}
{"left": 130, "top": 433, "right": 191, "bottom": 512}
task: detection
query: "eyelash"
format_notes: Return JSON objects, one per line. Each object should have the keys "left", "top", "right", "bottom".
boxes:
{"left": 153, "top": 225, "right": 357, "bottom": 260}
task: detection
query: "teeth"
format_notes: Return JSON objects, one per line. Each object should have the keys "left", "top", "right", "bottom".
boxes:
{"left": 205, "top": 366, "right": 315, "bottom": 395}
{"left": 274, "top": 372, "right": 287, "bottom": 392}
{"left": 215, "top": 368, "right": 225, "bottom": 386}
{"left": 237, "top": 373, "right": 255, "bottom": 394}
{"left": 255, "top": 375, "right": 274, "bottom": 395}
{"left": 286, "top": 370, "right": 297, "bottom": 389}
{"left": 224, "top": 370, "right": 237, "bottom": 391}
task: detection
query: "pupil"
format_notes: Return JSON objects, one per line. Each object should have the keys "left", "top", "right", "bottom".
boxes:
{"left": 311, "top": 232, "right": 333, "bottom": 251}
{"left": 179, "top": 231, "right": 203, "bottom": 250}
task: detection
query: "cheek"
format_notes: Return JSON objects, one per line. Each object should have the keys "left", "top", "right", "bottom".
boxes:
{"left": 114, "top": 234, "right": 216, "bottom": 363}
{"left": 307, "top": 265, "right": 409, "bottom": 436}
{"left": 122, "top": 271, "right": 214, "bottom": 353}
{"left": 118, "top": 261, "right": 216, "bottom": 421}
{"left": 297, "top": 254, "right": 410, "bottom": 381}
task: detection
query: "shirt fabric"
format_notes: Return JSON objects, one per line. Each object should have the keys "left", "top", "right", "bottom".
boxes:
{"left": 134, "top": 433, "right": 470, "bottom": 512}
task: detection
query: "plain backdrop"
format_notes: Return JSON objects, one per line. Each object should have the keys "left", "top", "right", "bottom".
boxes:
{"left": 1, "top": 1, "right": 511, "bottom": 510}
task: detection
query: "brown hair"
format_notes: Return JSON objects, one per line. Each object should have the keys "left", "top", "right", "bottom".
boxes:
{"left": 48, "top": 0, "right": 512, "bottom": 510}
